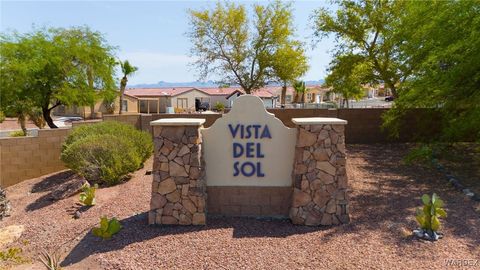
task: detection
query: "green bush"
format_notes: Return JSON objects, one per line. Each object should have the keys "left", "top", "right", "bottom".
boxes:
{"left": 0, "top": 111, "right": 5, "bottom": 123}
{"left": 64, "top": 121, "right": 153, "bottom": 164}
{"left": 214, "top": 102, "right": 225, "bottom": 111}
{"left": 403, "top": 145, "right": 434, "bottom": 165}
{"left": 10, "top": 130, "right": 26, "bottom": 137}
{"left": 61, "top": 134, "right": 142, "bottom": 185}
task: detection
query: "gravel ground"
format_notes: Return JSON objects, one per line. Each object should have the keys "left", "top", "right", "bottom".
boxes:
{"left": 437, "top": 143, "right": 480, "bottom": 195}
{"left": 1, "top": 144, "right": 479, "bottom": 269}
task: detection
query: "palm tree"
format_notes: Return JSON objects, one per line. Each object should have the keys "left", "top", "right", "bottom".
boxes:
{"left": 293, "top": 81, "right": 308, "bottom": 104}
{"left": 118, "top": 60, "right": 138, "bottom": 114}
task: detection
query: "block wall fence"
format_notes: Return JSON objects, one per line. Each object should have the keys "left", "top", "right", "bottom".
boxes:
{"left": 107, "top": 108, "right": 443, "bottom": 144}
{"left": 0, "top": 121, "right": 99, "bottom": 188}
{"left": 0, "top": 128, "right": 71, "bottom": 187}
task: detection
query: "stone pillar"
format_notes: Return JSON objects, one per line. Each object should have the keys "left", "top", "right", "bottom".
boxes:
{"left": 289, "top": 118, "right": 349, "bottom": 226}
{"left": 149, "top": 118, "right": 207, "bottom": 225}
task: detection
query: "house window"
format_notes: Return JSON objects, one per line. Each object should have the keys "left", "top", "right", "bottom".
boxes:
{"left": 177, "top": 98, "right": 188, "bottom": 108}
{"left": 307, "top": 93, "right": 313, "bottom": 102}
{"left": 122, "top": 100, "right": 128, "bottom": 112}
{"left": 285, "top": 95, "right": 292, "bottom": 103}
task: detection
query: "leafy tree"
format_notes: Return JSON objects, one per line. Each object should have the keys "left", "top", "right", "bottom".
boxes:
{"left": 325, "top": 54, "right": 369, "bottom": 108}
{"left": 0, "top": 27, "right": 116, "bottom": 127}
{"left": 53, "top": 27, "right": 117, "bottom": 119}
{"left": 118, "top": 60, "right": 138, "bottom": 114}
{"left": 271, "top": 41, "right": 309, "bottom": 106}
{"left": 312, "top": 0, "right": 407, "bottom": 98}
{"left": 187, "top": 1, "right": 296, "bottom": 94}
{"left": 382, "top": 1, "right": 480, "bottom": 141}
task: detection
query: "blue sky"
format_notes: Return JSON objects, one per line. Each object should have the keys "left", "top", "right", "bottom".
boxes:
{"left": 0, "top": 1, "right": 335, "bottom": 85}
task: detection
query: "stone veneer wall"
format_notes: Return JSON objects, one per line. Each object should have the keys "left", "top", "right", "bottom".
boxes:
{"left": 149, "top": 124, "right": 207, "bottom": 225}
{"left": 289, "top": 124, "right": 350, "bottom": 226}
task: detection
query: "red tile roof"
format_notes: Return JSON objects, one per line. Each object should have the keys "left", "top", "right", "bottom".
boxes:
{"left": 125, "top": 86, "right": 275, "bottom": 98}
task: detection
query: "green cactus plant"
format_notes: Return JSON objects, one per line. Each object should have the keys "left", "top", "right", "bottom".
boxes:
{"left": 79, "top": 183, "right": 97, "bottom": 206}
{"left": 416, "top": 193, "right": 447, "bottom": 233}
{"left": 92, "top": 216, "right": 122, "bottom": 240}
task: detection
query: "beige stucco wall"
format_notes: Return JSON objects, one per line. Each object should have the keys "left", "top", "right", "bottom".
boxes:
{"left": 202, "top": 95, "right": 297, "bottom": 187}
{"left": 122, "top": 95, "right": 139, "bottom": 113}
{"left": 53, "top": 95, "right": 137, "bottom": 118}
{"left": 171, "top": 89, "right": 210, "bottom": 111}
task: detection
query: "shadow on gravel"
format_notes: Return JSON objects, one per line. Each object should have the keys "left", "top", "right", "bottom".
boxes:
{"left": 31, "top": 170, "right": 75, "bottom": 193}
{"left": 61, "top": 212, "right": 327, "bottom": 267}
{"left": 26, "top": 170, "right": 84, "bottom": 212}
{"left": 328, "top": 144, "right": 480, "bottom": 252}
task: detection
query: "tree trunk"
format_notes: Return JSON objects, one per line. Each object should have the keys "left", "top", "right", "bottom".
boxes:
{"left": 386, "top": 82, "right": 398, "bottom": 98}
{"left": 87, "top": 67, "right": 96, "bottom": 119}
{"left": 90, "top": 104, "right": 95, "bottom": 119}
{"left": 42, "top": 107, "right": 57, "bottom": 128}
{"left": 18, "top": 114, "right": 27, "bottom": 135}
{"left": 119, "top": 76, "right": 127, "bottom": 115}
{"left": 281, "top": 82, "right": 287, "bottom": 107}
{"left": 302, "top": 91, "right": 306, "bottom": 103}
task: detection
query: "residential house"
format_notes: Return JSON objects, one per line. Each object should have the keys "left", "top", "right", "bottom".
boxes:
{"left": 226, "top": 89, "right": 277, "bottom": 108}
{"left": 267, "top": 85, "right": 332, "bottom": 106}
{"left": 53, "top": 86, "right": 278, "bottom": 117}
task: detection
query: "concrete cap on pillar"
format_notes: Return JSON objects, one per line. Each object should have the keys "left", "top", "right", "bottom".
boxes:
{"left": 150, "top": 118, "right": 206, "bottom": 126}
{"left": 292, "top": 117, "right": 348, "bottom": 125}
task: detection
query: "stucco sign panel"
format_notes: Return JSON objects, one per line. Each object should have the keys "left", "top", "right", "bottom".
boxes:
{"left": 202, "top": 95, "right": 297, "bottom": 187}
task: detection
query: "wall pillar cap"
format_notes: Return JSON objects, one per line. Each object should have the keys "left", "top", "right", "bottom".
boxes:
{"left": 292, "top": 117, "right": 348, "bottom": 125}
{"left": 150, "top": 118, "right": 206, "bottom": 126}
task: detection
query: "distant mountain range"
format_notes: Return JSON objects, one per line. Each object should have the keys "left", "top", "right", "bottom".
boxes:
{"left": 130, "top": 80, "right": 324, "bottom": 89}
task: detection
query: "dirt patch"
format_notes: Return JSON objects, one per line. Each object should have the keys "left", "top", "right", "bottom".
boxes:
{"left": 1, "top": 145, "right": 479, "bottom": 269}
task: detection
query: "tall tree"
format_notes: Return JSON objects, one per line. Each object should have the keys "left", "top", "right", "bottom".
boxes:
{"left": 271, "top": 41, "right": 309, "bottom": 106}
{"left": 187, "top": 1, "right": 295, "bottom": 94}
{"left": 312, "top": 0, "right": 407, "bottom": 98}
{"left": 118, "top": 60, "right": 138, "bottom": 114}
{"left": 325, "top": 54, "right": 370, "bottom": 108}
{"left": 0, "top": 27, "right": 116, "bottom": 128}
{"left": 383, "top": 1, "right": 480, "bottom": 141}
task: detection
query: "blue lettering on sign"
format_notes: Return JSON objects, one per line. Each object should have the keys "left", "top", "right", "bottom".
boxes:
{"left": 230, "top": 123, "right": 271, "bottom": 178}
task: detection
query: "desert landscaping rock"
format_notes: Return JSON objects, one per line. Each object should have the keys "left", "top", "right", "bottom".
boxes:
{"left": 0, "top": 187, "right": 11, "bottom": 220}
{"left": 0, "top": 225, "right": 24, "bottom": 248}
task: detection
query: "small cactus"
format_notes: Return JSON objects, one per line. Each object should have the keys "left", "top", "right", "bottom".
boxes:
{"left": 92, "top": 216, "right": 122, "bottom": 240}
{"left": 79, "top": 183, "right": 97, "bottom": 206}
{"left": 414, "top": 193, "right": 447, "bottom": 240}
